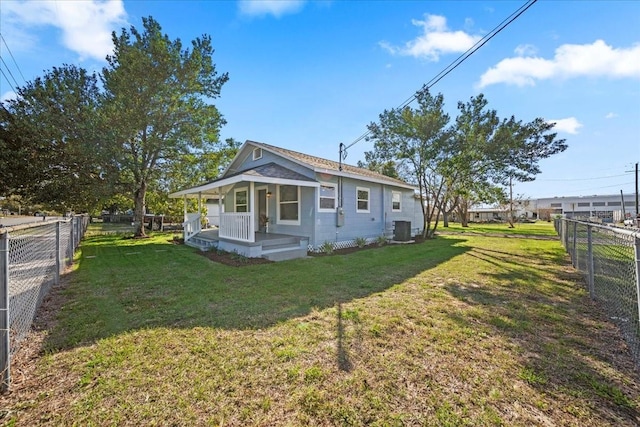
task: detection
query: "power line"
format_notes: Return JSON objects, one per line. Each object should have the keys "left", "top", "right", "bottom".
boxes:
{"left": 342, "top": 0, "right": 538, "bottom": 154}
{"left": 569, "top": 182, "right": 635, "bottom": 193}
{"left": 0, "top": 56, "right": 20, "bottom": 91}
{"left": 0, "top": 66, "right": 16, "bottom": 95}
{"left": 0, "top": 33, "right": 27, "bottom": 85}
{"left": 538, "top": 173, "right": 633, "bottom": 182}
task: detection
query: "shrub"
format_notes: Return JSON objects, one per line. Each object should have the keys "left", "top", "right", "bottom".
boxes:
{"left": 376, "top": 235, "right": 387, "bottom": 246}
{"left": 320, "top": 241, "right": 335, "bottom": 254}
{"left": 354, "top": 237, "right": 367, "bottom": 248}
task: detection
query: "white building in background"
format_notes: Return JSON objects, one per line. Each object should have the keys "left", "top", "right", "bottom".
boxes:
{"left": 533, "top": 194, "right": 637, "bottom": 223}
{"left": 467, "top": 193, "right": 638, "bottom": 224}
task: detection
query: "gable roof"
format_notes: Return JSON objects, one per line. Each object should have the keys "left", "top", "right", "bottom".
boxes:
{"left": 169, "top": 162, "right": 319, "bottom": 198}
{"left": 245, "top": 140, "right": 415, "bottom": 190}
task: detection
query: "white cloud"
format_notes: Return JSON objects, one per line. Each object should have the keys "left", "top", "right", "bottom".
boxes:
{"left": 605, "top": 112, "right": 618, "bottom": 119}
{"left": 1, "top": 91, "right": 17, "bottom": 103}
{"left": 479, "top": 40, "right": 640, "bottom": 88}
{"left": 238, "top": 0, "right": 305, "bottom": 17}
{"left": 2, "top": 0, "right": 127, "bottom": 61}
{"left": 514, "top": 44, "right": 537, "bottom": 57}
{"left": 547, "top": 117, "right": 583, "bottom": 134}
{"left": 380, "top": 14, "right": 481, "bottom": 61}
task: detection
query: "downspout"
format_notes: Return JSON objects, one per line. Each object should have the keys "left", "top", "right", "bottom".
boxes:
{"left": 381, "top": 185, "right": 386, "bottom": 236}
{"left": 218, "top": 189, "right": 222, "bottom": 227}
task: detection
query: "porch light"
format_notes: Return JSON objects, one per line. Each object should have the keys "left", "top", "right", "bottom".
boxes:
{"left": 267, "top": 191, "right": 272, "bottom": 198}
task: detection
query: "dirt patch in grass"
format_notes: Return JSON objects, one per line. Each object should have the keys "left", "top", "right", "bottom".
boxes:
{"left": 198, "top": 250, "right": 274, "bottom": 266}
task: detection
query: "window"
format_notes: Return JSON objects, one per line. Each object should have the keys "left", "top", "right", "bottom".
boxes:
{"left": 624, "top": 201, "right": 635, "bottom": 206}
{"left": 392, "top": 191, "right": 401, "bottom": 212}
{"left": 278, "top": 185, "right": 300, "bottom": 224}
{"left": 356, "top": 187, "right": 370, "bottom": 213}
{"left": 577, "top": 202, "right": 590, "bottom": 207}
{"left": 252, "top": 147, "right": 262, "bottom": 160}
{"left": 318, "top": 183, "right": 336, "bottom": 212}
{"left": 235, "top": 188, "right": 248, "bottom": 212}
{"left": 608, "top": 201, "right": 621, "bottom": 206}
{"left": 592, "top": 202, "right": 605, "bottom": 207}
{"left": 550, "top": 203, "right": 561, "bottom": 208}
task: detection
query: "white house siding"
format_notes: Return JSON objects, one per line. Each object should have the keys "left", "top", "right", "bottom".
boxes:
{"left": 205, "top": 199, "right": 224, "bottom": 226}
{"left": 231, "top": 148, "right": 316, "bottom": 181}
{"left": 312, "top": 177, "right": 416, "bottom": 248}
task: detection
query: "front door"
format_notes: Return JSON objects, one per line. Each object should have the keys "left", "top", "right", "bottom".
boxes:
{"left": 257, "top": 188, "right": 268, "bottom": 232}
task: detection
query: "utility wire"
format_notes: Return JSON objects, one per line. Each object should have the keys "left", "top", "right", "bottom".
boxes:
{"left": 343, "top": 0, "right": 538, "bottom": 154}
{"left": 0, "top": 56, "right": 20, "bottom": 91}
{"left": 0, "top": 33, "right": 27, "bottom": 84}
{"left": 539, "top": 173, "right": 633, "bottom": 182}
{"left": 0, "top": 66, "right": 17, "bottom": 94}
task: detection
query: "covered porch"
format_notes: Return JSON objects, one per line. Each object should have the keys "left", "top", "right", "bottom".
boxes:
{"left": 169, "top": 163, "right": 319, "bottom": 261}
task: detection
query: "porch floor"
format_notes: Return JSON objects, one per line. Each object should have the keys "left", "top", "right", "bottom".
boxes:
{"left": 196, "top": 228, "right": 303, "bottom": 245}
{"left": 187, "top": 228, "right": 309, "bottom": 261}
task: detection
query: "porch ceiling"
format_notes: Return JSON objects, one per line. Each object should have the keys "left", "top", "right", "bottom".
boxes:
{"left": 169, "top": 162, "right": 319, "bottom": 198}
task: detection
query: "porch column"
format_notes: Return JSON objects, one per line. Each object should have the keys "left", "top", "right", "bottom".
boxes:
{"left": 183, "top": 195, "right": 187, "bottom": 221}
{"left": 198, "top": 192, "right": 202, "bottom": 215}
{"left": 249, "top": 181, "right": 255, "bottom": 240}
{"left": 218, "top": 192, "right": 222, "bottom": 223}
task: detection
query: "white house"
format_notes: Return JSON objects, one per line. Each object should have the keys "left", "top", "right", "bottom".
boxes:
{"left": 170, "top": 141, "right": 422, "bottom": 261}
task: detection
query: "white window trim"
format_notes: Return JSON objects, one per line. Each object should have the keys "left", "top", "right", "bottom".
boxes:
{"left": 252, "top": 147, "right": 262, "bottom": 161}
{"left": 277, "top": 185, "right": 301, "bottom": 226}
{"left": 234, "top": 187, "right": 248, "bottom": 212}
{"left": 318, "top": 182, "right": 337, "bottom": 213}
{"left": 392, "top": 191, "right": 402, "bottom": 212}
{"left": 356, "top": 186, "right": 370, "bottom": 213}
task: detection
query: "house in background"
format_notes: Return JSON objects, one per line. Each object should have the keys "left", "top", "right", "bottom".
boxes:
{"left": 170, "top": 140, "right": 420, "bottom": 261}
{"left": 204, "top": 196, "right": 224, "bottom": 227}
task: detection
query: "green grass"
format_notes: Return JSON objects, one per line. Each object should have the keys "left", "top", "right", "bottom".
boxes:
{"left": 440, "top": 220, "right": 559, "bottom": 236}
{"left": 3, "top": 229, "right": 639, "bottom": 426}
{"left": 85, "top": 221, "right": 136, "bottom": 236}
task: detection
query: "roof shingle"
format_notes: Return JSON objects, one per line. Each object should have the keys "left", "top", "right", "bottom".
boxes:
{"left": 248, "top": 140, "right": 412, "bottom": 188}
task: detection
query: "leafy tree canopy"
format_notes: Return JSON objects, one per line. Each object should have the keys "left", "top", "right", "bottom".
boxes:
{"left": 103, "top": 16, "right": 229, "bottom": 236}
{"left": 1, "top": 65, "right": 116, "bottom": 212}
{"left": 363, "top": 87, "right": 567, "bottom": 236}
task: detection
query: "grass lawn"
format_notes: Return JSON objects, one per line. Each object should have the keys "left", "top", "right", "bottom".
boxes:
{"left": 439, "top": 220, "right": 559, "bottom": 237}
{"left": 1, "top": 229, "right": 639, "bottom": 426}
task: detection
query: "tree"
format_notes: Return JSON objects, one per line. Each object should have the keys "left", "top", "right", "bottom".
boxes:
{"left": 0, "top": 65, "right": 115, "bottom": 212}
{"left": 449, "top": 94, "right": 502, "bottom": 227}
{"left": 102, "top": 16, "right": 229, "bottom": 237}
{"left": 451, "top": 95, "right": 567, "bottom": 227}
{"left": 366, "top": 87, "right": 452, "bottom": 239}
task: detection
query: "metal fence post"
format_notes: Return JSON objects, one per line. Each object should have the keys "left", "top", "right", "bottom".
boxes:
{"left": 572, "top": 220, "right": 578, "bottom": 268}
{"left": 55, "top": 221, "right": 61, "bottom": 285}
{"left": 635, "top": 235, "right": 640, "bottom": 343}
{"left": 69, "top": 217, "right": 75, "bottom": 265}
{"left": 587, "top": 225, "right": 594, "bottom": 299}
{"left": 0, "top": 232, "right": 10, "bottom": 391}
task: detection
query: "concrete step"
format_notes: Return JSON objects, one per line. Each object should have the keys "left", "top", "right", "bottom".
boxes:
{"left": 186, "top": 237, "right": 218, "bottom": 251}
{"left": 261, "top": 236, "right": 300, "bottom": 248}
{"left": 261, "top": 247, "right": 308, "bottom": 262}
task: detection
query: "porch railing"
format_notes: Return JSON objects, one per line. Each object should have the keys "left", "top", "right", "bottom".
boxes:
{"left": 219, "top": 212, "right": 254, "bottom": 242}
{"left": 183, "top": 213, "right": 201, "bottom": 242}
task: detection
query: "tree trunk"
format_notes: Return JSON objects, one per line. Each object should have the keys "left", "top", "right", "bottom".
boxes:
{"left": 443, "top": 211, "right": 449, "bottom": 227}
{"left": 458, "top": 203, "right": 469, "bottom": 227}
{"left": 134, "top": 180, "right": 147, "bottom": 237}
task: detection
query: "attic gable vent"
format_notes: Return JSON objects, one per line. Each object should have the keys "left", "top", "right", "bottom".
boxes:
{"left": 253, "top": 147, "right": 263, "bottom": 161}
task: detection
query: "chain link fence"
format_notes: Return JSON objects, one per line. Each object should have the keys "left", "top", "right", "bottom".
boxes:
{"left": 555, "top": 218, "right": 640, "bottom": 368}
{"left": 0, "top": 215, "right": 89, "bottom": 391}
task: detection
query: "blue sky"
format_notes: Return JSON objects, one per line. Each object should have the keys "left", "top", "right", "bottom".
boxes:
{"left": 1, "top": 0, "right": 639, "bottom": 199}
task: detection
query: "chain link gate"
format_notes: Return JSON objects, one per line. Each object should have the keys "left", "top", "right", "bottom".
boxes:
{"left": 555, "top": 218, "right": 640, "bottom": 368}
{"left": 0, "top": 215, "right": 89, "bottom": 391}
